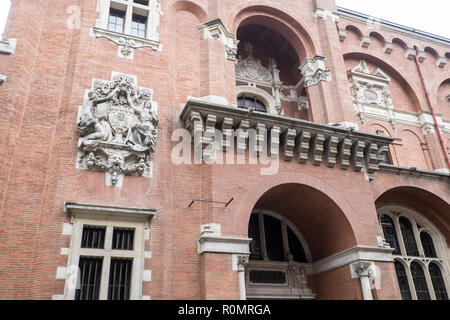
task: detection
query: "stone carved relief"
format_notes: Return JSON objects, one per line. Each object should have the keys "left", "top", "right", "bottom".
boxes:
{"left": 348, "top": 60, "right": 397, "bottom": 128}
{"left": 236, "top": 43, "right": 273, "bottom": 82}
{"left": 299, "top": 56, "right": 332, "bottom": 88}
{"left": 77, "top": 73, "right": 158, "bottom": 186}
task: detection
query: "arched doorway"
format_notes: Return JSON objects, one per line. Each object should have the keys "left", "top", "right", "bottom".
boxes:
{"left": 244, "top": 183, "right": 358, "bottom": 300}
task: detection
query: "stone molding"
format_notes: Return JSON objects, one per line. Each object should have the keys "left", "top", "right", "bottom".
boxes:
{"left": 313, "top": 246, "right": 394, "bottom": 275}
{"left": 93, "top": 0, "right": 162, "bottom": 59}
{"left": 299, "top": 56, "right": 332, "bottom": 88}
{"left": 63, "top": 201, "right": 156, "bottom": 221}
{"left": 199, "top": 19, "right": 239, "bottom": 61}
{"left": 92, "top": 28, "right": 162, "bottom": 59}
{"left": 313, "top": 8, "right": 340, "bottom": 23}
{"left": 0, "top": 38, "right": 17, "bottom": 55}
{"left": 379, "top": 164, "right": 450, "bottom": 181}
{"left": 180, "top": 98, "right": 393, "bottom": 180}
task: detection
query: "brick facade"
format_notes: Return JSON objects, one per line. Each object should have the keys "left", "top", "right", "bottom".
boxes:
{"left": 0, "top": 0, "right": 448, "bottom": 300}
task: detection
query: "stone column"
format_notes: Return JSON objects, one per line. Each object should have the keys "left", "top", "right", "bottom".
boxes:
{"left": 351, "top": 261, "right": 374, "bottom": 300}
{"left": 237, "top": 255, "right": 249, "bottom": 300}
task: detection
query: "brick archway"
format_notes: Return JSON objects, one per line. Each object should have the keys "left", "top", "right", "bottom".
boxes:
{"left": 232, "top": 173, "right": 363, "bottom": 261}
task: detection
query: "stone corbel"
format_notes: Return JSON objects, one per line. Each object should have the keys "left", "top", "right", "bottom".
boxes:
{"left": 416, "top": 50, "right": 426, "bottom": 62}
{"left": 199, "top": 19, "right": 239, "bottom": 62}
{"left": 0, "top": 38, "right": 17, "bottom": 55}
{"left": 436, "top": 56, "right": 447, "bottom": 68}
{"left": 383, "top": 42, "right": 394, "bottom": 54}
{"left": 359, "top": 36, "right": 371, "bottom": 48}
{"left": 299, "top": 56, "right": 332, "bottom": 88}
{"left": 338, "top": 29, "right": 347, "bottom": 42}
{"left": 405, "top": 48, "right": 416, "bottom": 60}
{"left": 312, "top": 8, "right": 340, "bottom": 23}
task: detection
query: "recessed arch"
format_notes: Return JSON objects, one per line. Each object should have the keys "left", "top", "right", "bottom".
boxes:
{"left": 231, "top": 5, "right": 315, "bottom": 61}
{"left": 345, "top": 24, "right": 363, "bottom": 38}
{"left": 236, "top": 85, "right": 278, "bottom": 115}
{"left": 247, "top": 183, "right": 357, "bottom": 261}
{"left": 170, "top": 0, "right": 207, "bottom": 22}
{"left": 343, "top": 52, "right": 422, "bottom": 113}
{"left": 392, "top": 37, "right": 408, "bottom": 50}
{"left": 375, "top": 187, "right": 450, "bottom": 246}
{"left": 369, "top": 31, "right": 386, "bottom": 44}
{"left": 424, "top": 46, "right": 440, "bottom": 59}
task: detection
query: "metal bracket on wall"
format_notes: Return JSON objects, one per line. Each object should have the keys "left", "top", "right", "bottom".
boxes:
{"left": 188, "top": 198, "right": 234, "bottom": 208}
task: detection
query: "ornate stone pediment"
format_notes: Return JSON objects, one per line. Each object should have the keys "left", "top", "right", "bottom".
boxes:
{"left": 77, "top": 73, "right": 158, "bottom": 186}
{"left": 236, "top": 43, "right": 273, "bottom": 83}
{"left": 348, "top": 60, "right": 396, "bottom": 127}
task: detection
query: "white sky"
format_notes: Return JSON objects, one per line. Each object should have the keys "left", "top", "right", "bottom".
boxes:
{"left": 0, "top": 0, "right": 448, "bottom": 39}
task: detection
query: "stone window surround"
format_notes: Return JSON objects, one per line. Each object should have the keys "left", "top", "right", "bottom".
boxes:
{"left": 249, "top": 209, "right": 312, "bottom": 264}
{"left": 54, "top": 202, "right": 156, "bottom": 300}
{"left": 92, "top": 0, "right": 162, "bottom": 58}
{"left": 378, "top": 205, "right": 450, "bottom": 300}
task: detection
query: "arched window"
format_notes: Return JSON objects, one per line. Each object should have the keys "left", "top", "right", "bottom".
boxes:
{"left": 429, "top": 264, "right": 449, "bottom": 300}
{"left": 399, "top": 217, "right": 419, "bottom": 256}
{"left": 377, "top": 207, "right": 449, "bottom": 300}
{"left": 248, "top": 212, "right": 307, "bottom": 263}
{"left": 380, "top": 214, "right": 400, "bottom": 255}
{"left": 420, "top": 232, "right": 437, "bottom": 258}
{"left": 411, "top": 262, "right": 431, "bottom": 300}
{"left": 394, "top": 261, "right": 412, "bottom": 300}
{"left": 238, "top": 96, "right": 267, "bottom": 113}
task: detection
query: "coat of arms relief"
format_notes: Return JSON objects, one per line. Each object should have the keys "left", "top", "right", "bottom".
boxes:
{"left": 76, "top": 73, "right": 158, "bottom": 186}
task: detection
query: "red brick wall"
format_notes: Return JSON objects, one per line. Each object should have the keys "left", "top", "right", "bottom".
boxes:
{"left": 0, "top": 0, "right": 448, "bottom": 300}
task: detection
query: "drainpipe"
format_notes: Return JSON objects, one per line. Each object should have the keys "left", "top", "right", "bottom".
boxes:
{"left": 413, "top": 51, "right": 450, "bottom": 169}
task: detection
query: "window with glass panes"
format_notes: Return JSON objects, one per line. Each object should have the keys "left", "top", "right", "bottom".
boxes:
{"left": 107, "top": 8, "right": 125, "bottom": 33}
{"left": 378, "top": 208, "right": 449, "bottom": 300}
{"left": 131, "top": 14, "right": 147, "bottom": 38}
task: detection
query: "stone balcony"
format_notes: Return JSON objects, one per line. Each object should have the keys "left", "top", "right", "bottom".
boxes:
{"left": 179, "top": 98, "right": 394, "bottom": 180}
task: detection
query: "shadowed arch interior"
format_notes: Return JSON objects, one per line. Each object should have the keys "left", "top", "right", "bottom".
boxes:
{"left": 251, "top": 183, "right": 357, "bottom": 262}
{"left": 376, "top": 186, "right": 450, "bottom": 246}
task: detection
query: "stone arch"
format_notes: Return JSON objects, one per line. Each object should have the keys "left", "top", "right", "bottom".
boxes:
{"left": 231, "top": 5, "right": 315, "bottom": 61}
{"left": 236, "top": 85, "right": 278, "bottom": 115}
{"left": 424, "top": 46, "right": 440, "bottom": 59}
{"left": 343, "top": 52, "right": 422, "bottom": 113}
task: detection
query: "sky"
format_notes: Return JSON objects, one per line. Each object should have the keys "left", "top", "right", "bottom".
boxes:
{"left": 0, "top": 0, "right": 449, "bottom": 39}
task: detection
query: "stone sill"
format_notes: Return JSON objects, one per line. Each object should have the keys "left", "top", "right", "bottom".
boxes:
{"left": 379, "top": 164, "right": 450, "bottom": 181}
{"left": 92, "top": 27, "right": 161, "bottom": 51}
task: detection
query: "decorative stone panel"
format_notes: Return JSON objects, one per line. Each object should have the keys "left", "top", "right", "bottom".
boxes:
{"left": 76, "top": 73, "right": 158, "bottom": 186}
{"left": 299, "top": 56, "right": 332, "bottom": 88}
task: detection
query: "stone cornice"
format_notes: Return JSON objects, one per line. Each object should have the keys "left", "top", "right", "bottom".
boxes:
{"left": 313, "top": 246, "right": 394, "bottom": 275}
{"left": 180, "top": 98, "right": 393, "bottom": 180}
{"left": 64, "top": 201, "right": 156, "bottom": 220}
{"left": 337, "top": 8, "right": 450, "bottom": 48}
{"left": 379, "top": 164, "right": 450, "bottom": 181}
